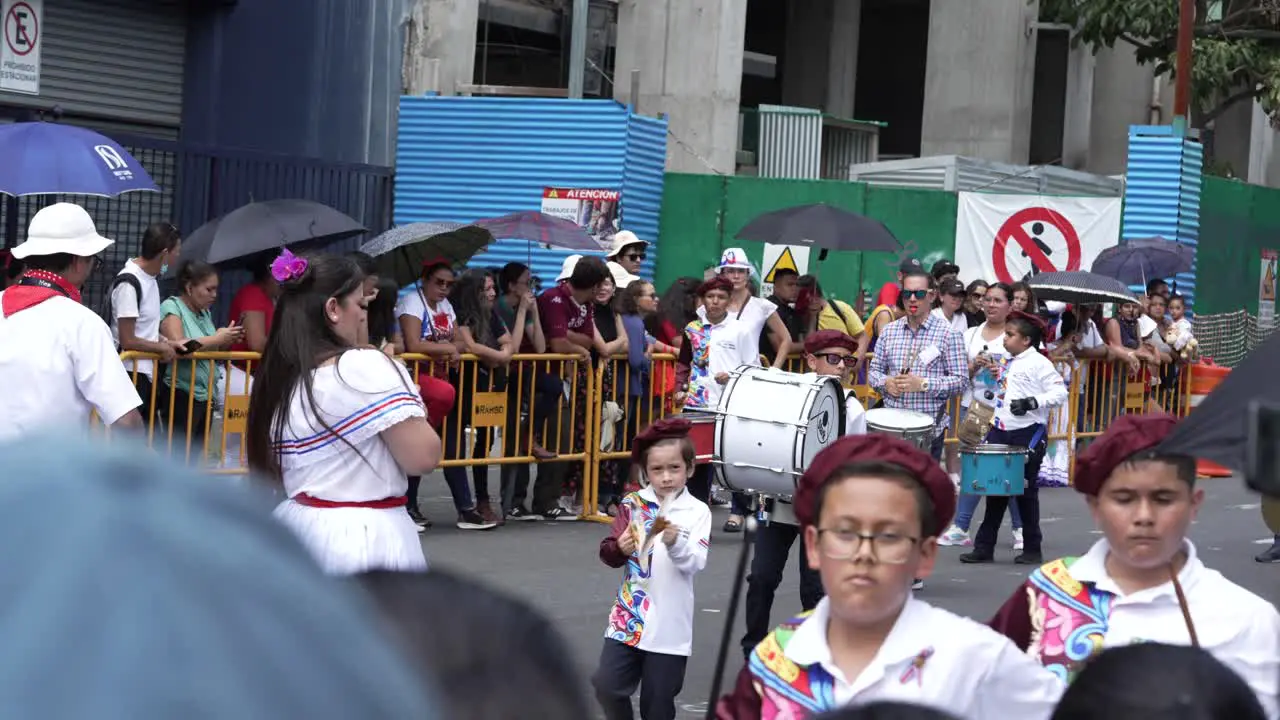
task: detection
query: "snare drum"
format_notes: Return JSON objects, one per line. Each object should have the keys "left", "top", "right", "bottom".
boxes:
{"left": 714, "top": 366, "right": 846, "bottom": 498}
{"left": 682, "top": 411, "right": 717, "bottom": 465}
{"left": 865, "top": 408, "right": 935, "bottom": 451}
{"left": 960, "top": 444, "right": 1029, "bottom": 496}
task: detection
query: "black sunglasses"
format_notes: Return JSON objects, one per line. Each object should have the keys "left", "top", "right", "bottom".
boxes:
{"left": 901, "top": 289, "right": 930, "bottom": 300}
{"left": 623, "top": 252, "right": 646, "bottom": 261}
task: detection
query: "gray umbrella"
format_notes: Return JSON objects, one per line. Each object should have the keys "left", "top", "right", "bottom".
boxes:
{"left": 1028, "top": 270, "right": 1139, "bottom": 305}
{"left": 1091, "top": 237, "right": 1195, "bottom": 286}
{"left": 177, "top": 199, "right": 367, "bottom": 272}
{"left": 359, "top": 222, "right": 492, "bottom": 287}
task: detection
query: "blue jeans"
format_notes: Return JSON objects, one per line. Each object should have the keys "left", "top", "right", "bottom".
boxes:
{"left": 955, "top": 492, "right": 1022, "bottom": 531}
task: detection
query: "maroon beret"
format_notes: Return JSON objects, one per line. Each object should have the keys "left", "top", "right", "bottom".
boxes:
{"left": 793, "top": 434, "right": 956, "bottom": 534}
{"left": 632, "top": 416, "right": 693, "bottom": 465}
{"left": 697, "top": 276, "right": 733, "bottom": 297}
{"left": 1074, "top": 413, "right": 1180, "bottom": 496}
{"left": 804, "top": 329, "right": 857, "bottom": 356}
{"left": 1009, "top": 310, "right": 1049, "bottom": 337}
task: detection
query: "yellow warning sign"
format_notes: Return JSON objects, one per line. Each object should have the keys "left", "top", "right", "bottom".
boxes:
{"left": 764, "top": 247, "right": 799, "bottom": 282}
{"left": 1263, "top": 257, "right": 1276, "bottom": 302}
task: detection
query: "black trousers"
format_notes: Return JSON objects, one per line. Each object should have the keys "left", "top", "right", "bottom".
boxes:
{"left": 974, "top": 424, "right": 1046, "bottom": 555}
{"left": 592, "top": 639, "right": 687, "bottom": 720}
{"left": 742, "top": 519, "right": 824, "bottom": 656}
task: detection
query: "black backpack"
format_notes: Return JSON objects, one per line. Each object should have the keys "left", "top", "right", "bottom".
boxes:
{"left": 103, "top": 273, "right": 144, "bottom": 351}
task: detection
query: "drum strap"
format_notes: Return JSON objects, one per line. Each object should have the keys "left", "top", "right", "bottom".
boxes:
{"left": 1171, "top": 566, "right": 1200, "bottom": 647}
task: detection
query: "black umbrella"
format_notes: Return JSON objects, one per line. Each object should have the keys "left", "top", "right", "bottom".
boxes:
{"left": 1161, "top": 332, "right": 1280, "bottom": 472}
{"left": 735, "top": 203, "right": 899, "bottom": 253}
{"left": 1091, "top": 237, "right": 1195, "bottom": 286}
{"left": 1028, "top": 271, "right": 1138, "bottom": 305}
{"left": 359, "top": 222, "right": 492, "bottom": 287}
{"left": 177, "top": 199, "right": 366, "bottom": 271}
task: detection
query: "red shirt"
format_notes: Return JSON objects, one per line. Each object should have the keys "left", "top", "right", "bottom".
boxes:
{"left": 229, "top": 282, "right": 275, "bottom": 353}
{"left": 537, "top": 283, "right": 593, "bottom": 342}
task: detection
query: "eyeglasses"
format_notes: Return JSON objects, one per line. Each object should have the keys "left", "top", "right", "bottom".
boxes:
{"left": 432, "top": 278, "right": 455, "bottom": 290}
{"left": 817, "top": 529, "right": 919, "bottom": 564}
{"left": 816, "top": 353, "right": 858, "bottom": 367}
{"left": 623, "top": 253, "right": 646, "bottom": 262}
{"left": 900, "top": 289, "right": 930, "bottom": 300}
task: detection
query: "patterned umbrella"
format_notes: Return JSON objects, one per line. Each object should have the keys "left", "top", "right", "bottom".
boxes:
{"left": 359, "top": 222, "right": 492, "bottom": 286}
{"left": 1091, "top": 237, "right": 1195, "bottom": 286}
{"left": 473, "top": 211, "right": 606, "bottom": 251}
{"left": 1028, "top": 270, "right": 1139, "bottom": 305}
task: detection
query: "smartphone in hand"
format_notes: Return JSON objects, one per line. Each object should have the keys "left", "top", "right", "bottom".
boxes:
{"left": 180, "top": 339, "right": 203, "bottom": 354}
{"left": 1246, "top": 400, "right": 1280, "bottom": 498}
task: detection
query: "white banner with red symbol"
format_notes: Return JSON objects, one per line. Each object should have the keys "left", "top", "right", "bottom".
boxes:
{"left": 954, "top": 192, "right": 1121, "bottom": 285}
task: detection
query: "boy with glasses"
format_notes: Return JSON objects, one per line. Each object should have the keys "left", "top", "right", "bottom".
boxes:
{"left": 717, "top": 435, "right": 1062, "bottom": 719}
{"left": 740, "top": 330, "right": 867, "bottom": 658}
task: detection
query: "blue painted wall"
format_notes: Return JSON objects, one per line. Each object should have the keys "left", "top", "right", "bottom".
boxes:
{"left": 183, "top": 0, "right": 409, "bottom": 166}
{"left": 1121, "top": 124, "right": 1204, "bottom": 305}
{"left": 395, "top": 96, "right": 669, "bottom": 287}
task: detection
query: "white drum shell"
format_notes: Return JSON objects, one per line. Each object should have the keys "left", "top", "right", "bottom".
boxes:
{"left": 713, "top": 367, "right": 845, "bottom": 497}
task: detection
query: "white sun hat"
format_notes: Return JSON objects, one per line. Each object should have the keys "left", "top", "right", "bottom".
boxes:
{"left": 556, "top": 254, "right": 584, "bottom": 282}
{"left": 605, "top": 230, "right": 647, "bottom": 258}
{"left": 11, "top": 203, "right": 113, "bottom": 260}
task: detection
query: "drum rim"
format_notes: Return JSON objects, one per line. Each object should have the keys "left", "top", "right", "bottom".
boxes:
{"left": 960, "top": 443, "right": 1029, "bottom": 455}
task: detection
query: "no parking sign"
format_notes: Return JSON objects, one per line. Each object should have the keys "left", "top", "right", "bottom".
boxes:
{"left": 954, "top": 193, "right": 1121, "bottom": 285}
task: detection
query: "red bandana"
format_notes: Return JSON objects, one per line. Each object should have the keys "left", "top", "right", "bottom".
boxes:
{"left": 1, "top": 270, "right": 82, "bottom": 317}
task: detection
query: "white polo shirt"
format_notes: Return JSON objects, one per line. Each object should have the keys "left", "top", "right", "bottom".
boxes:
{"left": 1071, "top": 539, "right": 1280, "bottom": 719}
{"left": 0, "top": 294, "right": 143, "bottom": 442}
{"left": 785, "top": 596, "right": 1063, "bottom": 718}
{"left": 993, "top": 347, "right": 1068, "bottom": 431}
{"left": 109, "top": 259, "right": 162, "bottom": 379}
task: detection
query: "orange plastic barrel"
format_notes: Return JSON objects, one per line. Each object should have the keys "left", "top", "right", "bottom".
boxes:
{"left": 1188, "top": 362, "right": 1233, "bottom": 478}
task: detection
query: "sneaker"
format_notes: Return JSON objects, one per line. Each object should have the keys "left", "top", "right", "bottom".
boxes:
{"left": 912, "top": 578, "right": 925, "bottom": 591}
{"left": 407, "top": 506, "right": 430, "bottom": 532}
{"left": 476, "top": 501, "right": 504, "bottom": 526}
{"left": 456, "top": 509, "right": 498, "bottom": 531}
{"left": 937, "top": 525, "right": 972, "bottom": 547}
{"left": 1014, "top": 552, "right": 1044, "bottom": 565}
{"left": 1012, "top": 528, "right": 1025, "bottom": 551}
{"left": 1256, "top": 540, "right": 1280, "bottom": 563}
{"left": 959, "top": 550, "right": 994, "bottom": 564}
{"left": 506, "top": 506, "right": 542, "bottom": 522}
{"left": 542, "top": 506, "right": 577, "bottom": 521}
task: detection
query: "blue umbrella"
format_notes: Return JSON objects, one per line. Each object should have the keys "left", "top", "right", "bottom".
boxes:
{"left": 0, "top": 122, "right": 159, "bottom": 196}
{"left": 1091, "top": 237, "right": 1195, "bottom": 286}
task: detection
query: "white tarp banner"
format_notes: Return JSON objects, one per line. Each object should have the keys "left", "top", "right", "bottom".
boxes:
{"left": 954, "top": 192, "right": 1122, "bottom": 285}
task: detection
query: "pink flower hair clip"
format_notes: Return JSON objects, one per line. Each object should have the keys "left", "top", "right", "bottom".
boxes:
{"left": 271, "top": 248, "right": 309, "bottom": 283}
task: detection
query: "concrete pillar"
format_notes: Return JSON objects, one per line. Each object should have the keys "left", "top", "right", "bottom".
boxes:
{"left": 920, "top": 0, "right": 1039, "bottom": 163}
{"left": 780, "top": 0, "right": 860, "bottom": 118}
{"left": 1085, "top": 45, "right": 1158, "bottom": 176}
{"left": 614, "top": 0, "right": 748, "bottom": 174}
{"left": 403, "top": 0, "right": 479, "bottom": 96}
{"left": 1060, "top": 42, "right": 1095, "bottom": 170}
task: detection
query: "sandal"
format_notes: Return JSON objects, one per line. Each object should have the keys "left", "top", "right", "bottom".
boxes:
{"left": 723, "top": 517, "right": 743, "bottom": 533}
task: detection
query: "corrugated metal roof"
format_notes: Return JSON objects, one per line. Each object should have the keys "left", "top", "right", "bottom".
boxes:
{"left": 1120, "top": 125, "right": 1203, "bottom": 305}
{"left": 757, "top": 105, "right": 822, "bottom": 179}
{"left": 849, "top": 155, "right": 1122, "bottom": 197}
{"left": 395, "top": 96, "right": 667, "bottom": 286}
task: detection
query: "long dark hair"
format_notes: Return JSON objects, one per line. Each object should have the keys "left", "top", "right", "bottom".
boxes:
{"left": 449, "top": 269, "right": 494, "bottom": 346}
{"left": 498, "top": 262, "right": 529, "bottom": 295}
{"left": 368, "top": 277, "right": 400, "bottom": 347}
{"left": 246, "top": 253, "right": 367, "bottom": 481}
{"left": 646, "top": 276, "right": 700, "bottom": 337}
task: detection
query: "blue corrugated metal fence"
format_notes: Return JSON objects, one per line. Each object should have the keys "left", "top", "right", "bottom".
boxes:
{"left": 1121, "top": 124, "right": 1203, "bottom": 305}
{"left": 395, "top": 96, "right": 668, "bottom": 287}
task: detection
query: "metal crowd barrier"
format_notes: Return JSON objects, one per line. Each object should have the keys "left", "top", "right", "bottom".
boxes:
{"left": 106, "top": 349, "right": 1195, "bottom": 518}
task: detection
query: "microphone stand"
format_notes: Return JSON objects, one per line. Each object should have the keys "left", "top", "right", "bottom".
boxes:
{"left": 704, "top": 497, "right": 759, "bottom": 720}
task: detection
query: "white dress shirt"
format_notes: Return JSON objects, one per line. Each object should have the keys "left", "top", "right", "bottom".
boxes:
{"left": 1071, "top": 539, "right": 1280, "bottom": 720}
{"left": 994, "top": 347, "right": 1068, "bottom": 431}
{"left": 785, "top": 596, "right": 1063, "bottom": 719}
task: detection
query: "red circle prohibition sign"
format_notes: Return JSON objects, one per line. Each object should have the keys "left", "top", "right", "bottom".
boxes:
{"left": 992, "top": 207, "right": 1082, "bottom": 284}
{"left": 5, "top": 2, "right": 38, "bottom": 57}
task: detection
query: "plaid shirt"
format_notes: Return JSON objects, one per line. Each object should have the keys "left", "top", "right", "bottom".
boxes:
{"left": 868, "top": 314, "right": 969, "bottom": 418}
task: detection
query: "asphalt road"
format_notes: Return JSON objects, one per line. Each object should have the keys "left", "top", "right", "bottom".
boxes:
{"left": 414, "top": 471, "right": 1280, "bottom": 719}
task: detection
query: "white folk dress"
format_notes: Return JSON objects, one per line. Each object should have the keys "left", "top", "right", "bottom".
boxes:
{"left": 272, "top": 349, "right": 429, "bottom": 575}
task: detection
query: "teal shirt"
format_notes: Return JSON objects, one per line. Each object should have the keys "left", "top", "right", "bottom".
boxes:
{"left": 160, "top": 296, "right": 216, "bottom": 401}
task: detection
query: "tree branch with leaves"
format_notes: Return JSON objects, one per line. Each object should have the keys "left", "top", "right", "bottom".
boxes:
{"left": 1040, "top": 0, "right": 1280, "bottom": 123}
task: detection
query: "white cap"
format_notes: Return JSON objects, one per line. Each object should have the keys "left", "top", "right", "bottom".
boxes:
{"left": 608, "top": 262, "right": 640, "bottom": 289}
{"left": 11, "top": 203, "right": 113, "bottom": 260}
{"left": 605, "top": 230, "right": 647, "bottom": 258}
{"left": 556, "top": 254, "right": 583, "bottom": 282}
{"left": 717, "top": 247, "right": 753, "bottom": 272}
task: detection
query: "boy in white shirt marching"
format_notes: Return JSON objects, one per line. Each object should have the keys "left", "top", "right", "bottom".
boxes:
{"left": 717, "top": 434, "right": 1063, "bottom": 719}
{"left": 989, "top": 412, "right": 1280, "bottom": 718}
{"left": 741, "top": 329, "right": 868, "bottom": 657}
{"left": 960, "top": 311, "right": 1067, "bottom": 566}
{"left": 593, "top": 417, "right": 713, "bottom": 720}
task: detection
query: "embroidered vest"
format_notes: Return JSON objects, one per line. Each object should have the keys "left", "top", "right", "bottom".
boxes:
{"left": 745, "top": 612, "right": 836, "bottom": 718}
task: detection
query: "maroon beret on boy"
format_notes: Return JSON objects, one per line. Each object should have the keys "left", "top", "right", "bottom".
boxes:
{"left": 697, "top": 276, "right": 733, "bottom": 297}
{"left": 804, "top": 330, "right": 857, "bottom": 356}
{"left": 631, "top": 417, "right": 693, "bottom": 465}
{"left": 1074, "top": 413, "right": 1180, "bottom": 496}
{"left": 793, "top": 434, "right": 955, "bottom": 533}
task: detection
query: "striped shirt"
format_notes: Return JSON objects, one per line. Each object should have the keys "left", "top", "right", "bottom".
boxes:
{"left": 868, "top": 314, "right": 969, "bottom": 418}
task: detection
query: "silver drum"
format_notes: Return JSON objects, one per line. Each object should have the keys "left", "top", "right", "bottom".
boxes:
{"left": 865, "top": 407, "right": 935, "bottom": 451}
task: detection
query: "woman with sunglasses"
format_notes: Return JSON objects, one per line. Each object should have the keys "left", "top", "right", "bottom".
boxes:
{"left": 963, "top": 280, "right": 988, "bottom": 326}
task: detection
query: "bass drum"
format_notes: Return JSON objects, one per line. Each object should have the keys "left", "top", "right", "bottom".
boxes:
{"left": 714, "top": 366, "right": 846, "bottom": 498}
